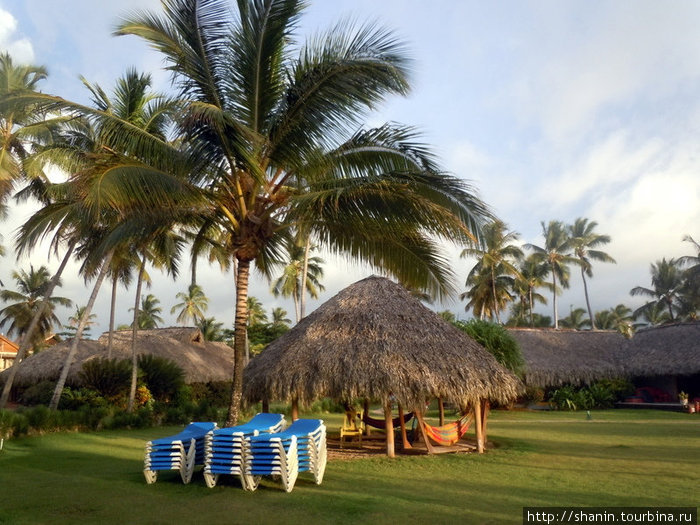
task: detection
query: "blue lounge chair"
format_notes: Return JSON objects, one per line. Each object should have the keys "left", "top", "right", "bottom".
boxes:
{"left": 203, "top": 413, "right": 285, "bottom": 489}
{"left": 246, "top": 418, "right": 327, "bottom": 492}
{"left": 144, "top": 421, "right": 217, "bottom": 484}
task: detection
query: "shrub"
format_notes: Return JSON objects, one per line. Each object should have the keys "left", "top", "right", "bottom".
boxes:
{"left": 453, "top": 319, "right": 524, "bottom": 375}
{"left": 58, "top": 387, "right": 107, "bottom": 410}
{"left": 19, "top": 380, "right": 56, "bottom": 406}
{"left": 79, "top": 358, "right": 132, "bottom": 401}
{"left": 189, "top": 382, "right": 231, "bottom": 407}
{"left": 137, "top": 355, "right": 185, "bottom": 401}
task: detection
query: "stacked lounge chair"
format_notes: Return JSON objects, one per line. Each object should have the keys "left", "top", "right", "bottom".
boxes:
{"left": 143, "top": 422, "right": 217, "bottom": 484}
{"left": 246, "top": 418, "right": 327, "bottom": 492}
{"left": 203, "top": 412, "right": 285, "bottom": 489}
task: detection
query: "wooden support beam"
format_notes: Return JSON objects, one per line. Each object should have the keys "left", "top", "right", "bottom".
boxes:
{"left": 474, "top": 399, "right": 484, "bottom": 453}
{"left": 438, "top": 397, "right": 445, "bottom": 426}
{"left": 262, "top": 399, "right": 269, "bottom": 413}
{"left": 363, "top": 398, "right": 371, "bottom": 436}
{"left": 415, "top": 411, "right": 435, "bottom": 455}
{"left": 398, "top": 404, "right": 411, "bottom": 450}
{"left": 384, "top": 399, "right": 395, "bottom": 458}
{"left": 291, "top": 398, "right": 299, "bottom": 421}
{"left": 481, "top": 400, "right": 490, "bottom": 445}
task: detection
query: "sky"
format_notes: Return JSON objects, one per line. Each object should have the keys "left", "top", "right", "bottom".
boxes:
{"left": 0, "top": 0, "right": 699, "bottom": 337}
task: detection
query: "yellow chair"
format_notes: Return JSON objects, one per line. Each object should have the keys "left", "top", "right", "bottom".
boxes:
{"left": 339, "top": 409, "right": 364, "bottom": 448}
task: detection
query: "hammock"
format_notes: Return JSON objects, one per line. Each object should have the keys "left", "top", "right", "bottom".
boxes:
{"left": 423, "top": 413, "right": 473, "bottom": 446}
{"left": 362, "top": 411, "right": 414, "bottom": 430}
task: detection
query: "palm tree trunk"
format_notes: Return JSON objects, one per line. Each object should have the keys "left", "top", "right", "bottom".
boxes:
{"left": 581, "top": 266, "right": 596, "bottom": 330}
{"left": 300, "top": 236, "right": 311, "bottom": 320}
{"left": 552, "top": 269, "right": 559, "bottom": 329}
{"left": 191, "top": 255, "right": 197, "bottom": 287}
{"left": 49, "top": 251, "right": 112, "bottom": 410}
{"left": 0, "top": 241, "right": 76, "bottom": 409}
{"left": 226, "top": 258, "right": 251, "bottom": 426}
{"left": 491, "top": 267, "right": 501, "bottom": 324}
{"left": 127, "top": 253, "right": 147, "bottom": 412}
{"left": 528, "top": 286, "right": 534, "bottom": 327}
{"left": 107, "top": 276, "right": 118, "bottom": 359}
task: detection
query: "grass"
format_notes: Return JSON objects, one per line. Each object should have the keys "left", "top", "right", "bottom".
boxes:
{"left": 0, "top": 409, "right": 698, "bottom": 524}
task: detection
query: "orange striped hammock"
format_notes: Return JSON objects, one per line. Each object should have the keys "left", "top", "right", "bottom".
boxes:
{"left": 423, "top": 413, "right": 473, "bottom": 446}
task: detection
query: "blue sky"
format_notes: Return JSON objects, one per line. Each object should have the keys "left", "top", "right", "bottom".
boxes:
{"left": 1, "top": 1, "right": 699, "bottom": 335}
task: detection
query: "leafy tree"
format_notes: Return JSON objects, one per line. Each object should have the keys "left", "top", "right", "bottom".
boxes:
{"left": 461, "top": 220, "right": 522, "bottom": 324}
{"left": 171, "top": 284, "right": 209, "bottom": 325}
{"left": 0, "top": 265, "right": 72, "bottom": 350}
{"left": 246, "top": 297, "right": 268, "bottom": 327}
{"left": 630, "top": 258, "right": 685, "bottom": 322}
{"left": 437, "top": 310, "right": 457, "bottom": 323}
{"left": 130, "top": 294, "right": 164, "bottom": 330}
{"left": 567, "top": 218, "right": 615, "bottom": 329}
{"left": 197, "top": 316, "right": 225, "bottom": 341}
{"left": 559, "top": 307, "right": 591, "bottom": 330}
{"left": 511, "top": 254, "right": 551, "bottom": 327}
{"left": 595, "top": 304, "right": 634, "bottom": 336}
{"left": 137, "top": 354, "right": 184, "bottom": 401}
{"left": 525, "top": 220, "right": 579, "bottom": 329}
{"left": 270, "top": 307, "right": 292, "bottom": 328}
{"left": 460, "top": 262, "right": 515, "bottom": 321}
{"left": 61, "top": 305, "right": 97, "bottom": 339}
{"left": 453, "top": 319, "right": 524, "bottom": 375}
{"left": 116, "top": 0, "right": 492, "bottom": 426}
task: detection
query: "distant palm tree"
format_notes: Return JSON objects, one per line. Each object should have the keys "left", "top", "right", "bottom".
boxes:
{"left": 512, "top": 254, "right": 551, "bottom": 327}
{"left": 526, "top": 221, "right": 579, "bottom": 329}
{"left": 171, "top": 284, "right": 209, "bottom": 326}
{"left": 632, "top": 301, "right": 671, "bottom": 328}
{"left": 678, "top": 235, "right": 700, "bottom": 320}
{"left": 568, "top": 218, "right": 616, "bottom": 329}
{"left": 131, "top": 294, "right": 164, "bottom": 330}
{"left": 460, "top": 262, "right": 515, "bottom": 321}
{"left": 630, "top": 258, "right": 684, "bottom": 322}
{"left": 246, "top": 297, "right": 268, "bottom": 327}
{"left": 461, "top": 220, "right": 522, "bottom": 324}
{"left": 62, "top": 305, "right": 97, "bottom": 339}
{"left": 197, "top": 317, "right": 225, "bottom": 341}
{"left": 596, "top": 304, "right": 633, "bottom": 337}
{"left": 560, "top": 307, "right": 591, "bottom": 330}
{"left": 270, "top": 307, "right": 292, "bottom": 328}
{"left": 0, "top": 266, "right": 72, "bottom": 350}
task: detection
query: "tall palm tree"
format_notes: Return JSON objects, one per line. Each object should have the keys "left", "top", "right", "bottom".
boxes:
{"left": 525, "top": 220, "right": 578, "bottom": 329}
{"left": 171, "top": 284, "right": 209, "bottom": 325}
{"left": 460, "top": 262, "right": 515, "bottom": 321}
{"left": 511, "top": 254, "right": 551, "bottom": 327}
{"left": 461, "top": 220, "right": 522, "bottom": 323}
{"left": 116, "top": 0, "right": 491, "bottom": 426}
{"left": 630, "top": 258, "right": 685, "bottom": 322}
{"left": 567, "top": 218, "right": 616, "bottom": 329}
{"left": 131, "top": 293, "right": 164, "bottom": 329}
{"left": 271, "top": 236, "right": 324, "bottom": 323}
{"left": 0, "top": 265, "right": 72, "bottom": 350}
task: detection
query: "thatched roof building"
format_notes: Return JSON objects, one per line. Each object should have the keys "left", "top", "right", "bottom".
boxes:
{"left": 624, "top": 322, "right": 700, "bottom": 378}
{"left": 0, "top": 328, "right": 234, "bottom": 388}
{"left": 509, "top": 328, "right": 628, "bottom": 387}
{"left": 244, "top": 276, "right": 523, "bottom": 409}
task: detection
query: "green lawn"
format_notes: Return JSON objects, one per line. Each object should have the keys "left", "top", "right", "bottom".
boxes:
{"left": 1, "top": 410, "right": 698, "bottom": 524}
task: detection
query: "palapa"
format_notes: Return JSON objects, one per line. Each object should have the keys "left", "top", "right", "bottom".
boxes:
{"left": 244, "top": 275, "right": 523, "bottom": 414}
{"left": 624, "top": 322, "right": 700, "bottom": 378}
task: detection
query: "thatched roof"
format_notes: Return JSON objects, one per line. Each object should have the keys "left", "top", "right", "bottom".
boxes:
{"left": 244, "top": 276, "right": 523, "bottom": 409}
{"left": 0, "top": 328, "right": 234, "bottom": 388}
{"left": 624, "top": 322, "right": 700, "bottom": 377}
{"left": 509, "top": 322, "right": 700, "bottom": 387}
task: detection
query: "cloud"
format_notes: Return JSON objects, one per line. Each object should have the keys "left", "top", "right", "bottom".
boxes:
{"left": 0, "top": 7, "right": 35, "bottom": 63}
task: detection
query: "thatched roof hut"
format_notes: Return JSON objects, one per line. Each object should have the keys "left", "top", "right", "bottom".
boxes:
{"left": 0, "top": 328, "right": 234, "bottom": 388}
{"left": 624, "top": 322, "right": 700, "bottom": 377}
{"left": 244, "top": 276, "right": 522, "bottom": 409}
{"left": 508, "top": 328, "right": 628, "bottom": 388}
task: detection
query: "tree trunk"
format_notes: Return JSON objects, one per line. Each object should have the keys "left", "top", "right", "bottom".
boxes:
{"left": 127, "top": 253, "right": 147, "bottom": 413}
{"left": 225, "top": 258, "right": 251, "bottom": 426}
{"left": 384, "top": 398, "right": 395, "bottom": 458}
{"left": 292, "top": 291, "right": 300, "bottom": 325}
{"left": 107, "top": 276, "right": 118, "bottom": 359}
{"left": 49, "top": 252, "right": 112, "bottom": 410}
{"left": 291, "top": 398, "right": 299, "bottom": 421}
{"left": 552, "top": 268, "right": 559, "bottom": 329}
{"left": 491, "top": 267, "right": 501, "bottom": 324}
{"left": 528, "top": 286, "right": 534, "bottom": 327}
{"left": 191, "top": 255, "right": 197, "bottom": 287}
{"left": 474, "top": 399, "right": 484, "bottom": 453}
{"left": 299, "top": 236, "right": 311, "bottom": 320}
{"left": 0, "top": 241, "right": 76, "bottom": 409}
{"left": 581, "top": 266, "right": 596, "bottom": 329}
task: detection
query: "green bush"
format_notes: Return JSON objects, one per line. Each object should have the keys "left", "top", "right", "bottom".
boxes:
{"left": 189, "top": 382, "right": 231, "bottom": 407}
{"left": 79, "top": 358, "right": 132, "bottom": 401}
{"left": 59, "top": 387, "right": 107, "bottom": 410}
{"left": 19, "top": 380, "right": 55, "bottom": 406}
{"left": 137, "top": 355, "right": 185, "bottom": 401}
{"left": 453, "top": 319, "right": 524, "bottom": 375}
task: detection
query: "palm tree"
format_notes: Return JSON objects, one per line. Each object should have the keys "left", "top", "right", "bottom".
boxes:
{"left": 270, "top": 307, "right": 292, "bottom": 328}
{"left": 525, "top": 220, "right": 579, "bottom": 329}
{"left": 595, "top": 304, "right": 633, "bottom": 336}
{"left": 511, "top": 254, "right": 551, "bottom": 327}
{"left": 632, "top": 301, "right": 671, "bottom": 328}
{"left": 460, "top": 262, "right": 515, "bottom": 321}
{"left": 630, "top": 258, "right": 685, "bottom": 322}
{"left": 197, "top": 316, "right": 225, "bottom": 341}
{"left": 116, "top": 0, "right": 492, "bottom": 426}
{"left": 247, "top": 297, "right": 268, "bottom": 327}
{"left": 567, "top": 218, "right": 616, "bottom": 329}
{"left": 0, "top": 265, "right": 72, "bottom": 350}
{"left": 61, "top": 305, "right": 97, "bottom": 339}
{"left": 171, "top": 284, "right": 209, "bottom": 325}
{"left": 271, "top": 237, "right": 325, "bottom": 323}
{"left": 559, "top": 307, "right": 591, "bottom": 330}
{"left": 461, "top": 220, "right": 523, "bottom": 324}
{"left": 131, "top": 294, "right": 164, "bottom": 329}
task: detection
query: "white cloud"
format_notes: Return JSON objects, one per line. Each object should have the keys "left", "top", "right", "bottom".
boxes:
{"left": 0, "top": 7, "right": 34, "bottom": 63}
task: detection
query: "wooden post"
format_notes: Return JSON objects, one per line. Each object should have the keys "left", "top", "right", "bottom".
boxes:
{"left": 291, "top": 398, "right": 299, "bottom": 421}
{"left": 384, "top": 399, "right": 395, "bottom": 458}
{"left": 262, "top": 399, "right": 269, "bottom": 413}
{"left": 415, "top": 411, "right": 435, "bottom": 455}
{"left": 438, "top": 397, "right": 445, "bottom": 426}
{"left": 481, "top": 400, "right": 490, "bottom": 445}
{"left": 474, "top": 399, "right": 484, "bottom": 453}
{"left": 398, "top": 404, "right": 411, "bottom": 450}
{"left": 363, "top": 398, "right": 371, "bottom": 436}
